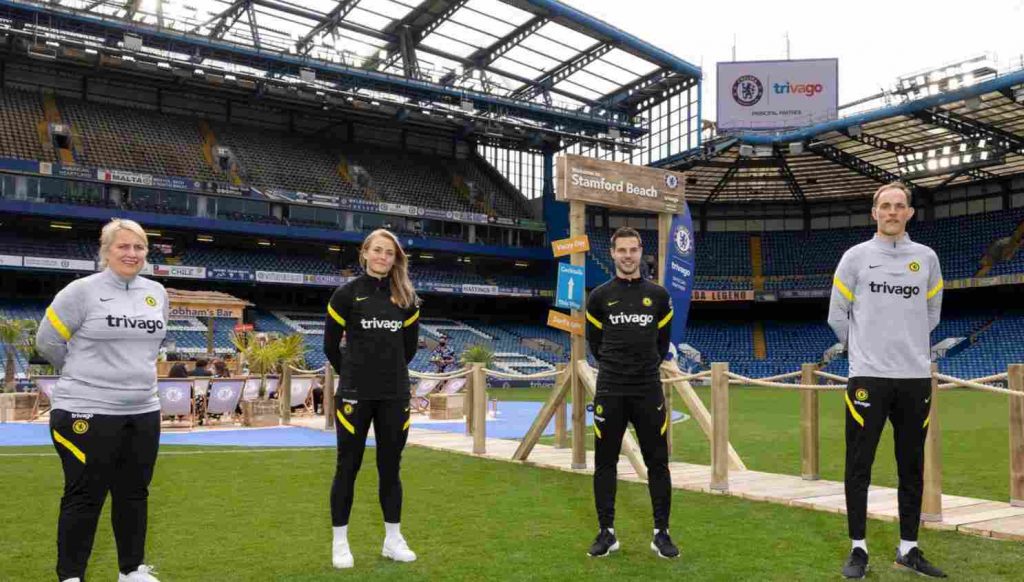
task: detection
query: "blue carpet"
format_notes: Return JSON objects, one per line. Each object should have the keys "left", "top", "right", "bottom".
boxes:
{"left": 0, "top": 402, "right": 684, "bottom": 448}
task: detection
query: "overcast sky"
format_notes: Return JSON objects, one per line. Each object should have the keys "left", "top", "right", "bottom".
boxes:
{"left": 563, "top": 0, "right": 1024, "bottom": 120}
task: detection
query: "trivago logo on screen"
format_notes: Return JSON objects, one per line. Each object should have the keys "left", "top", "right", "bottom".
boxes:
{"left": 772, "top": 81, "right": 825, "bottom": 97}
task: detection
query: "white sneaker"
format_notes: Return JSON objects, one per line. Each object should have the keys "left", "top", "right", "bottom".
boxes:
{"left": 332, "top": 540, "right": 354, "bottom": 569}
{"left": 382, "top": 535, "right": 417, "bottom": 562}
{"left": 117, "top": 565, "right": 160, "bottom": 581}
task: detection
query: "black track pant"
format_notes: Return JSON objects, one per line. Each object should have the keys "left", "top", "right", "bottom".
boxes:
{"left": 331, "top": 397, "right": 410, "bottom": 526}
{"left": 50, "top": 409, "right": 160, "bottom": 581}
{"left": 593, "top": 389, "right": 672, "bottom": 530}
{"left": 844, "top": 377, "right": 932, "bottom": 541}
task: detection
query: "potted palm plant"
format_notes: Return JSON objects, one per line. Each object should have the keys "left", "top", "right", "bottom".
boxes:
{"left": 232, "top": 331, "right": 306, "bottom": 426}
{"left": 460, "top": 344, "right": 494, "bottom": 368}
{"left": 0, "top": 319, "right": 39, "bottom": 420}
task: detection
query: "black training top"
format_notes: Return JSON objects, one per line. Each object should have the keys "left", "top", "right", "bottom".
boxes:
{"left": 323, "top": 274, "right": 420, "bottom": 400}
{"left": 585, "top": 276, "right": 673, "bottom": 395}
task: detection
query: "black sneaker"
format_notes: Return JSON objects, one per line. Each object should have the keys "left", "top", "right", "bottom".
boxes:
{"left": 650, "top": 530, "right": 680, "bottom": 559}
{"left": 894, "top": 547, "right": 947, "bottom": 578}
{"left": 587, "top": 529, "right": 619, "bottom": 557}
{"left": 842, "top": 548, "right": 869, "bottom": 579}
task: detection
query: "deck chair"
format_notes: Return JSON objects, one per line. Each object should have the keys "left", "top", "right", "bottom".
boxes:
{"left": 205, "top": 378, "right": 245, "bottom": 424}
{"left": 440, "top": 377, "right": 467, "bottom": 395}
{"left": 264, "top": 375, "right": 280, "bottom": 399}
{"left": 289, "top": 375, "right": 316, "bottom": 413}
{"left": 411, "top": 379, "right": 441, "bottom": 413}
{"left": 192, "top": 377, "right": 211, "bottom": 399}
{"left": 157, "top": 379, "right": 194, "bottom": 429}
{"left": 31, "top": 375, "right": 59, "bottom": 419}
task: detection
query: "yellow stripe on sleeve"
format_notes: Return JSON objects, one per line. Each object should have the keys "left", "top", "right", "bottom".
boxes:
{"left": 833, "top": 276, "right": 855, "bottom": 302}
{"left": 52, "top": 430, "right": 85, "bottom": 463}
{"left": 844, "top": 392, "right": 865, "bottom": 427}
{"left": 404, "top": 309, "right": 420, "bottom": 327}
{"left": 660, "top": 410, "right": 670, "bottom": 435}
{"left": 658, "top": 309, "right": 673, "bottom": 329}
{"left": 585, "top": 311, "right": 603, "bottom": 330}
{"left": 327, "top": 304, "right": 346, "bottom": 327}
{"left": 927, "top": 279, "right": 944, "bottom": 299}
{"left": 46, "top": 307, "right": 71, "bottom": 341}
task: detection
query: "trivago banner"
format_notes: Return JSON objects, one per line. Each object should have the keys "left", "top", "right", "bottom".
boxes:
{"left": 665, "top": 205, "right": 696, "bottom": 352}
{"left": 717, "top": 58, "right": 838, "bottom": 130}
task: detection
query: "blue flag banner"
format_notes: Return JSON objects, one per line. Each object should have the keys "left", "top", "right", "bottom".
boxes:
{"left": 665, "top": 204, "right": 696, "bottom": 353}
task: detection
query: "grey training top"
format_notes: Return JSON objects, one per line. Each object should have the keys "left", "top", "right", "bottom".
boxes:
{"left": 36, "top": 268, "right": 169, "bottom": 414}
{"left": 827, "top": 233, "right": 943, "bottom": 379}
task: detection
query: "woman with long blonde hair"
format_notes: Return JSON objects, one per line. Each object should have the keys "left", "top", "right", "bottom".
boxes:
{"left": 323, "top": 229, "right": 421, "bottom": 569}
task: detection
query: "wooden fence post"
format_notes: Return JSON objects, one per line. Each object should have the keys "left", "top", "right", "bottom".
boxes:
{"left": 1009, "top": 364, "right": 1024, "bottom": 506}
{"left": 323, "top": 366, "right": 335, "bottom": 431}
{"left": 710, "top": 362, "right": 729, "bottom": 492}
{"left": 473, "top": 364, "right": 486, "bottom": 454}
{"left": 800, "top": 363, "right": 820, "bottom": 480}
{"left": 921, "top": 363, "right": 943, "bottom": 521}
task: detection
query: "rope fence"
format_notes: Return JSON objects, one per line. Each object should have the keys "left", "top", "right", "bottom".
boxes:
{"left": 725, "top": 371, "right": 846, "bottom": 391}
{"left": 483, "top": 368, "right": 563, "bottom": 380}
{"left": 934, "top": 373, "right": 1023, "bottom": 397}
{"left": 409, "top": 367, "right": 473, "bottom": 380}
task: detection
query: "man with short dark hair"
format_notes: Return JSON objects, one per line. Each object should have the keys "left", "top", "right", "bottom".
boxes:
{"left": 585, "top": 226, "right": 676, "bottom": 560}
{"left": 190, "top": 359, "right": 213, "bottom": 377}
{"left": 829, "top": 182, "right": 945, "bottom": 579}
{"left": 429, "top": 336, "right": 456, "bottom": 374}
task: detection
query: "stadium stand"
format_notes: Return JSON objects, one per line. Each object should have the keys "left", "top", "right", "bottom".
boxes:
{"left": 2, "top": 295, "right": 1021, "bottom": 380}
{"left": 583, "top": 206, "right": 1024, "bottom": 291}
{"left": 0, "top": 89, "right": 53, "bottom": 163}
{"left": 0, "top": 87, "right": 535, "bottom": 222}
{"left": 59, "top": 94, "right": 218, "bottom": 182}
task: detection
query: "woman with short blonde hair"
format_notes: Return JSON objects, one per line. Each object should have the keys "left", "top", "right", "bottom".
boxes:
{"left": 36, "top": 218, "right": 167, "bottom": 582}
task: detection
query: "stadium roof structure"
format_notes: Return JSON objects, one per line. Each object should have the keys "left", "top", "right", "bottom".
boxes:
{"left": 658, "top": 63, "right": 1024, "bottom": 205}
{"left": 0, "top": 0, "right": 701, "bottom": 151}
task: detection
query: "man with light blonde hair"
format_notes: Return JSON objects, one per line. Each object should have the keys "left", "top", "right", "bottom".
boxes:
{"left": 829, "top": 183, "right": 945, "bottom": 579}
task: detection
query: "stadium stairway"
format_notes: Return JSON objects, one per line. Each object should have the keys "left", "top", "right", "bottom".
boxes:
{"left": 199, "top": 120, "right": 243, "bottom": 186}
{"left": 750, "top": 234, "right": 765, "bottom": 292}
{"left": 752, "top": 321, "right": 767, "bottom": 360}
{"left": 39, "top": 92, "right": 76, "bottom": 165}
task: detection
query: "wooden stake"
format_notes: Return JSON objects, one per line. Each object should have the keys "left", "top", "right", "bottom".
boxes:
{"left": 323, "top": 366, "right": 335, "bottom": 430}
{"left": 1009, "top": 363, "right": 1024, "bottom": 507}
{"left": 472, "top": 364, "right": 486, "bottom": 454}
{"left": 710, "top": 362, "right": 729, "bottom": 492}
{"left": 570, "top": 199, "right": 587, "bottom": 469}
{"left": 512, "top": 368, "right": 570, "bottom": 461}
{"left": 921, "top": 363, "right": 943, "bottom": 521}
{"left": 800, "top": 363, "right": 820, "bottom": 480}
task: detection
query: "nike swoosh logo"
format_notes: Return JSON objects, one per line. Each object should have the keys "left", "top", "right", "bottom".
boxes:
{"left": 868, "top": 265, "right": 882, "bottom": 269}
{"left": 607, "top": 301, "right": 619, "bottom": 306}
{"left": 355, "top": 296, "right": 369, "bottom": 302}
{"left": 657, "top": 404, "right": 664, "bottom": 411}
{"left": 924, "top": 397, "right": 931, "bottom": 404}
{"left": 404, "top": 408, "right": 410, "bottom": 412}
{"left": 100, "top": 298, "right": 114, "bottom": 302}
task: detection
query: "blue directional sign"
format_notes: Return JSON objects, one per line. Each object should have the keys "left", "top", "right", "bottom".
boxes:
{"left": 555, "top": 262, "right": 585, "bottom": 310}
